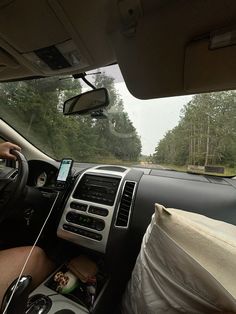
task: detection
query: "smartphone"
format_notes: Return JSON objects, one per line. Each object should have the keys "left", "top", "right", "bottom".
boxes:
{"left": 57, "top": 159, "right": 73, "bottom": 183}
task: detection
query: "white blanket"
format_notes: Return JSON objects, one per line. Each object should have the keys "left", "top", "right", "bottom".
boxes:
{"left": 122, "top": 204, "right": 236, "bottom": 313}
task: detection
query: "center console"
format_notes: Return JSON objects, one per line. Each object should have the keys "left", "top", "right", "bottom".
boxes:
{"left": 27, "top": 165, "right": 139, "bottom": 314}
{"left": 27, "top": 281, "right": 89, "bottom": 313}
{"left": 27, "top": 260, "right": 109, "bottom": 314}
{"left": 57, "top": 166, "right": 130, "bottom": 253}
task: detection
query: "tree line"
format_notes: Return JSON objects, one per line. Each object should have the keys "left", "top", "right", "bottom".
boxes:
{"left": 0, "top": 73, "right": 141, "bottom": 163}
{"left": 153, "top": 91, "right": 236, "bottom": 167}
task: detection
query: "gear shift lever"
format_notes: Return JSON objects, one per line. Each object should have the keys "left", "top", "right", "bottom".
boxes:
{"left": 1, "top": 276, "right": 32, "bottom": 314}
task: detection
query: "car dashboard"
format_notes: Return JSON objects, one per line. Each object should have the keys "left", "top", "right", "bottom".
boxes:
{"left": 24, "top": 159, "right": 236, "bottom": 313}
{"left": 27, "top": 161, "right": 142, "bottom": 254}
{"left": 27, "top": 159, "right": 236, "bottom": 260}
{"left": 27, "top": 160, "right": 59, "bottom": 188}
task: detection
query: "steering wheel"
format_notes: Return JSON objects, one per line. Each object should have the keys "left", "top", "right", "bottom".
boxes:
{"left": 0, "top": 150, "right": 28, "bottom": 222}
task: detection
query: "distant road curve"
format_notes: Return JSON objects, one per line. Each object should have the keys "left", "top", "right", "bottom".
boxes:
{"left": 138, "top": 162, "right": 168, "bottom": 170}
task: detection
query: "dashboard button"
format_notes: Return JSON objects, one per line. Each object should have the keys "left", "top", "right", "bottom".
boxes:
{"left": 63, "top": 224, "right": 70, "bottom": 231}
{"left": 88, "top": 206, "right": 108, "bottom": 217}
{"left": 70, "top": 202, "right": 87, "bottom": 211}
{"left": 62, "top": 224, "right": 102, "bottom": 241}
{"left": 65, "top": 212, "right": 105, "bottom": 231}
{"left": 94, "top": 221, "right": 105, "bottom": 231}
{"left": 83, "top": 229, "right": 102, "bottom": 241}
{"left": 66, "top": 212, "right": 76, "bottom": 223}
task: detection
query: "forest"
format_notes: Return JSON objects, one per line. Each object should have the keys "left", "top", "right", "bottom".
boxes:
{"left": 0, "top": 73, "right": 141, "bottom": 163}
{"left": 153, "top": 91, "right": 236, "bottom": 170}
{"left": 2, "top": 75, "right": 235, "bottom": 172}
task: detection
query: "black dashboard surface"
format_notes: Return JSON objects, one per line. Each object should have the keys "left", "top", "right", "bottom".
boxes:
{"left": 27, "top": 159, "right": 236, "bottom": 227}
{"left": 125, "top": 169, "right": 236, "bottom": 272}
{"left": 26, "top": 160, "right": 236, "bottom": 255}
{"left": 132, "top": 172, "right": 236, "bottom": 235}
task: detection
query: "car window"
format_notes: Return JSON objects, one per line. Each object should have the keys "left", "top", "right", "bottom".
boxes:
{"left": 0, "top": 64, "right": 235, "bottom": 176}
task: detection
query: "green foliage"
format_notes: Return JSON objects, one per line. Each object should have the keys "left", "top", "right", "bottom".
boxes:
{"left": 90, "top": 72, "right": 142, "bottom": 161}
{"left": 153, "top": 91, "right": 236, "bottom": 167}
{"left": 0, "top": 73, "right": 141, "bottom": 163}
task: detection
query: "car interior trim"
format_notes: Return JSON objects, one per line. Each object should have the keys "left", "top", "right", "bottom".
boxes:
{"left": 57, "top": 166, "right": 130, "bottom": 253}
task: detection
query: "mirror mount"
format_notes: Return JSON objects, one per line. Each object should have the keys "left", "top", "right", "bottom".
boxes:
{"left": 73, "top": 72, "right": 99, "bottom": 90}
{"left": 90, "top": 109, "right": 108, "bottom": 119}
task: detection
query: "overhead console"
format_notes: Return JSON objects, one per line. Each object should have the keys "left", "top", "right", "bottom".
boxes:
{"left": 57, "top": 166, "right": 136, "bottom": 253}
{"left": 0, "top": 0, "right": 115, "bottom": 81}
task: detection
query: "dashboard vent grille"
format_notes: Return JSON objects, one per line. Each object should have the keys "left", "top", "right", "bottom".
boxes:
{"left": 115, "top": 181, "right": 136, "bottom": 228}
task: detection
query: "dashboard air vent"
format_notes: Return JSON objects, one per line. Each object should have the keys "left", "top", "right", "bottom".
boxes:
{"left": 115, "top": 181, "right": 136, "bottom": 228}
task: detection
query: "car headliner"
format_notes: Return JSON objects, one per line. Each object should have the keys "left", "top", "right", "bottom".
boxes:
{"left": 0, "top": 0, "right": 236, "bottom": 99}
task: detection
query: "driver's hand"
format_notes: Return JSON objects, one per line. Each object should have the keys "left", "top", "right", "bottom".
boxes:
{"left": 0, "top": 142, "right": 21, "bottom": 160}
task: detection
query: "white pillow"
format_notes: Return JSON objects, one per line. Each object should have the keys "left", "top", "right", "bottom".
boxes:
{"left": 122, "top": 203, "right": 236, "bottom": 314}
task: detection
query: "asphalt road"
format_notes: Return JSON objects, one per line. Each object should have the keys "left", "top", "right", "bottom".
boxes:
{"left": 137, "top": 162, "right": 168, "bottom": 169}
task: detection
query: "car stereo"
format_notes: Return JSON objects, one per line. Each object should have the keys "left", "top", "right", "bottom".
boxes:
{"left": 73, "top": 174, "right": 121, "bottom": 206}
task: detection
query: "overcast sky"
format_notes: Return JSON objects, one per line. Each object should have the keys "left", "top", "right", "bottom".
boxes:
{"left": 115, "top": 82, "right": 192, "bottom": 155}
{"left": 88, "top": 64, "right": 193, "bottom": 155}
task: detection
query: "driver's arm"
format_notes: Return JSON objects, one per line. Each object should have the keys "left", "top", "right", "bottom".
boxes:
{"left": 0, "top": 142, "right": 21, "bottom": 160}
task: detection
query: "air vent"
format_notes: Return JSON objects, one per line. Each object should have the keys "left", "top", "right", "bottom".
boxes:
{"left": 115, "top": 181, "right": 136, "bottom": 228}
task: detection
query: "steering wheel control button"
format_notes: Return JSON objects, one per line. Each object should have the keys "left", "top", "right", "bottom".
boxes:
{"left": 70, "top": 202, "right": 87, "bottom": 211}
{"left": 65, "top": 212, "right": 105, "bottom": 231}
{"left": 63, "top": 224, "right": 102, "bottom": 241}
{"left": 88, "top": 206, "right": 108, "bottom": 217}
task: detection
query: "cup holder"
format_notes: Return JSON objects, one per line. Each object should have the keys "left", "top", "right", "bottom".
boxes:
{"left": 45, "top": 261, "right": 108, "bottom": 311}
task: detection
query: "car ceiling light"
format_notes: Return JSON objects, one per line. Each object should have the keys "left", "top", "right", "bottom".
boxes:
{"left": 210, "top": 27, "right": 236, "bottom": 49}
{"left": 23, "top": 40, "right": 89, "bottom": 74}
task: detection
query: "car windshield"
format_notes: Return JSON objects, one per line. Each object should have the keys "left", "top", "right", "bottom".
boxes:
{"left": 1, "top": 64, "right": 236, "bottom": 176}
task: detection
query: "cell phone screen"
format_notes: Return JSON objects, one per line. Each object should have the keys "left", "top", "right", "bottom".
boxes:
{"left": 57, "top": 159, "right": 73, "bottom": 182}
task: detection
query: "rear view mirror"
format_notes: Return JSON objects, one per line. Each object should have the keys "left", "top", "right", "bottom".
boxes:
{"left": 63, "top": 88, "right": 109, "bottom": 116}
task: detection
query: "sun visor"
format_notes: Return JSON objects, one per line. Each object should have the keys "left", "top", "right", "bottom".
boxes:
{"left": 0, "top": 47, "right": 19, "bottom": 68}
{"left": 109, "top": 0, "right": 236, "bottom": 99}
{"left": 184, "top": 37, "right": 236, "bottom": 93}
